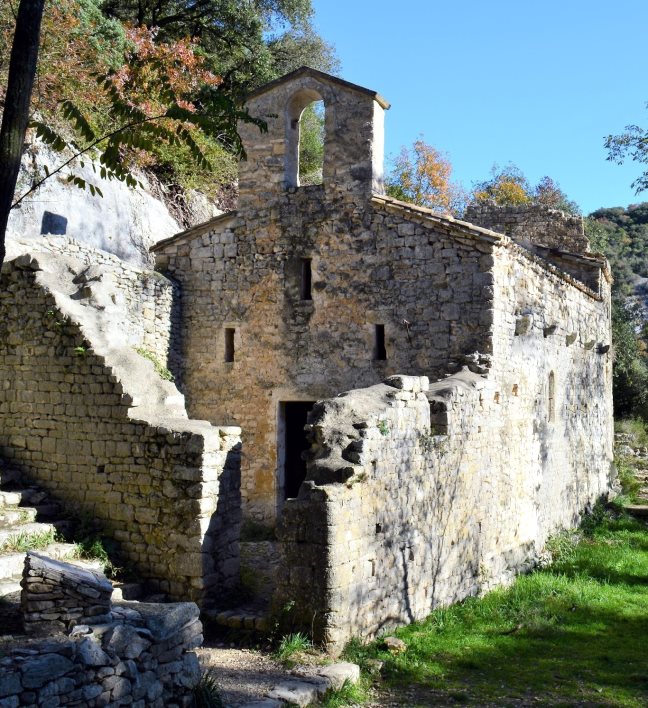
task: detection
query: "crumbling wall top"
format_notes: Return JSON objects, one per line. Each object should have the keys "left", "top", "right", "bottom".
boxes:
{"left": 464, "top": 203, "right": 589, "bottom": 254}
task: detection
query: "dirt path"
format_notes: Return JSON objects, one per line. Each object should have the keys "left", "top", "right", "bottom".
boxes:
{"left": 197, "top": 641, "right": 295, "bottom": 706}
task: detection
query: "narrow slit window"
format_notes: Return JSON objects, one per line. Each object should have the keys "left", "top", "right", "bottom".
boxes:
{"left": 548, "top": 371, "right": 555, "bottom": 422}
{"left": 374, "top": 324, "right": 387, "bottom": 361}
{"left": 300, "top": 258, "right": 312, "bottom": 301}
{"left": 224, "top": 328, "right": 235, "bottom": 363}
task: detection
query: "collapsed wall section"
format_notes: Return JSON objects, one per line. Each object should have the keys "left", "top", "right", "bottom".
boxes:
{"left": 0, "top": 256, "right": 240, "bottom": 604}
{"left": 465, "top": 203, "right": 589, "bottom": 253}
{"left": 275, "top": 375, "right": 488, "bottom": 653}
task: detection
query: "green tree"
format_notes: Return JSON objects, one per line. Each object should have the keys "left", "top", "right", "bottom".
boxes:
{"left": 587, "top": 203, "right": 648, "bottom": 292}
{"left": 14, "top": 23, "right": 264, "bottom": 208}
{"left": 534, "top": 176, "right": 580, "bottom": 215}
{"left": 585, "top": 210, "right": 648, "bottom": 421}
{"left": 99, "top": 0, "right": 332, "bottom": 98}
{"left": 1, "top": 0, "right": 267, "bottom": 263}
{"left": 298, "top": 101, "right": 324, "bottom": 185}
{"left": 605, "top": 110, "right": 648, "bottom": 194}
{"left": 611, "top": 298, "right": 648, "bottom": 419}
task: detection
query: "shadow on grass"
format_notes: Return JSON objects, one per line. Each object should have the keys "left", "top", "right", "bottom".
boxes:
{"left": 351, "top": 517, "right": 648, "bottom": 706}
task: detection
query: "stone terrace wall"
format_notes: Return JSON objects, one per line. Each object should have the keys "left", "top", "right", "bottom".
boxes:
{"left": 0, "top": 260, "right": 241, "bottom": 604}
{"left": 0, "top": 599, "right": 202, "bottom": 707}
{"left": 154, "top": 196, "right": 497, "bottom": 523}
{"left": 275, "top": 242, "right": 613, "bottom": 653}
{"left": 10, "top": 235, "right": 182, "bottom": 380}
{"left": 465, "top": 203, "right": 589, "bottom": 254}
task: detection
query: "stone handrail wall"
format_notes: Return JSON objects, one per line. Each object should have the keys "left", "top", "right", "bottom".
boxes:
{"left": 22, "top": 553, "right": 114, "bottom": 635}
{"left": 0, "top": 256, "right": 241, "bottom": 604}
{"left": 8, "top": 235, "right": 182, "bottom": 381}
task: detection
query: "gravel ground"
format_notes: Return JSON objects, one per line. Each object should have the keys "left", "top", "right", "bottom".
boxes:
{"left": 197, "top": 642, "right": 297, "bottom": 706}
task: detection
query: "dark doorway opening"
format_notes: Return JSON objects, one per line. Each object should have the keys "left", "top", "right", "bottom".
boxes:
{"left": 280, "top": 401, "right": 315, "bottom": 500}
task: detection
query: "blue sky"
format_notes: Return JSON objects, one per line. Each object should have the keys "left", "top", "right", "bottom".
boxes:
{"left": 310, "top": 0, "right": 648, "bottom": 214}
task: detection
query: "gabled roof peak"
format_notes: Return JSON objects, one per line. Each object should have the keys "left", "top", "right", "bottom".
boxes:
{"left": 246, "top": 66, "right": 390, "bottom": 109}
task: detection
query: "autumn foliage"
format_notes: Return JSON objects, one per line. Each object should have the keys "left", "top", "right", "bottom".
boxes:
{"left": 386, "top": 138, "right": 466, "bottom": 215}
{"left": 471, "top": 164, "right": 580, "bottom": 214}
{"left": 472, "top": 164, "right": 531, "bottom": 207}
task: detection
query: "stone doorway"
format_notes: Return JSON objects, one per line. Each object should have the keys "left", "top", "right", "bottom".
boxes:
{"left": 278, "top": 401, "right": 315, "bottom": 501}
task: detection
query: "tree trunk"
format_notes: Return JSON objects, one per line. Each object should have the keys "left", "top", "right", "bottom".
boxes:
{"left": 0, "top": 0, "right": 45, "bottom": 271}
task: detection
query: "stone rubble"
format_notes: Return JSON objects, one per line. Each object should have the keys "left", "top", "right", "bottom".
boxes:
{"left": 0, "top": 553, "right": 203, "bottom": 707}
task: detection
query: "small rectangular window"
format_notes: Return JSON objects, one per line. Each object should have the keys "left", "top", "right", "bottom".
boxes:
{"left": 224, "top": 328, "right": 235, "bottom": 363}
{"left": 300, "top": 258, "right": 312, "bottom": 301}
{"left": 373, "top": 324, "right": 387, "bottom": 361}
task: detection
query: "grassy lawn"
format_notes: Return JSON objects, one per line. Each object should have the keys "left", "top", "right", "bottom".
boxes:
{"left": 345, "top": 512, "right": 648, "bottom": 707}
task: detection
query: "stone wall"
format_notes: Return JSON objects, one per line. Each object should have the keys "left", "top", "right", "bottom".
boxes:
{"left": 154, "top": 193, "right": 499, "bottom": 523}
{"left": 3, "top": 573, "right": 201, "bottom": 708}
{"left": 275, "top": 237, "right": 613, "bottom": 653}
{"left": 0, "top": 257, "right": 241, "bottom": 604}
{"left": 8, "top": 235, "right": 182, "bottom": 381}
{"left": 464, "top": 203, "right": 590, "bottom": 253}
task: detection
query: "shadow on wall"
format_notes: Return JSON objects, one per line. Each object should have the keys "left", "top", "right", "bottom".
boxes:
{"left": 367, "top": 434, "right": 480, "bottom": 638}
{"left": 201, "top": 443, "right": 243, "bottom": 608}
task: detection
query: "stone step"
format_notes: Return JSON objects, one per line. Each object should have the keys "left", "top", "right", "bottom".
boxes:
{"left": 0, "top": 487, "right": 48, "bottom": 508}
{"left": 0, "top": 578, "right": 21, "bottom": 596}
{"left": 0, "top": 506, "right": 38, "bottom": 525}
{"left": 111, "top": 582, "right": 143, "bottom": 602}
{"left": 625, "top": 504, "right": 648, "bottom": 519}
{"left": 0, "top": 521, "right": 57, "bottom": 548}
{"left": 203, "top": 607, "right": 269, "bottom": 632}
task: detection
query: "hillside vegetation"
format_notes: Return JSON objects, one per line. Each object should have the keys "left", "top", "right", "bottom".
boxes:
{"left": 586, "top": 204, "right": 648, "bottom": 419}
{"left": 0, "top": 0, "right": 337, "bottom": 218}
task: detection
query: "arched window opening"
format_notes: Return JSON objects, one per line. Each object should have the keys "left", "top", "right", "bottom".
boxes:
{"left": 298, "top": 101, "right": 324, "bottom": 186}
{"left": 286, "top": 89, "right": 325, "bottom": 188}
{"left": 548, "top": 371, "right": 555, "bottom": 422}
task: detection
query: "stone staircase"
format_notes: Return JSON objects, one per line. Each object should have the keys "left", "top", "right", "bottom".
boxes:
{"left": 615, "top": 433, "right": 648, "bottom": 520}
{"left": 0, "top": 459, "right": 104, "bottom": 601}
{"left": 204, "top": 540, "right": 280, "bottom": 634}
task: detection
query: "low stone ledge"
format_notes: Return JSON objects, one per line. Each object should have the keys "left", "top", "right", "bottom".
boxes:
{"left": 4, "top": 556, "right": 203, "bottom": 707}
{"left": 21, "top": 552, "right": 113, "bottom": 635}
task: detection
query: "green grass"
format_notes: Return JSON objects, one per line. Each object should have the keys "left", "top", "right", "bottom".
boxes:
{"left": 344, "top": 513, "right": 648, "bottom": 707}
{"left": 0, "top": 529, "right": 57, "bottom": 552}
{"left": 273, "top": 632, "right": 312, "bottom": 664}
{"left": 614, "top": 456, "right": 643, "bottom": 505}
{"left": 192, "top": 669, "right": 225, "bottom": 707}
{"left": 320, "top": 679, "right": 368, "bottom": 707}
{"left": 134, "top": 347, "right": 174, "bottom": 381}
{"left": 72, "top": 536, "right": 116, "bottom": 577}
{"left": 615, "top": 418, "right": 648, "bottom": 447}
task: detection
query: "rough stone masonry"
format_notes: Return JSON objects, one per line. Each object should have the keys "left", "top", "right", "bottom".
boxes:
{"left": 0, "top": 66, "right": 614, "bottom": 650}
{"left": 0, "top": 553, "right": 202, "bottom": 707}
{"left": 153, "top": 67, "right": 614, "bottom": 650}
